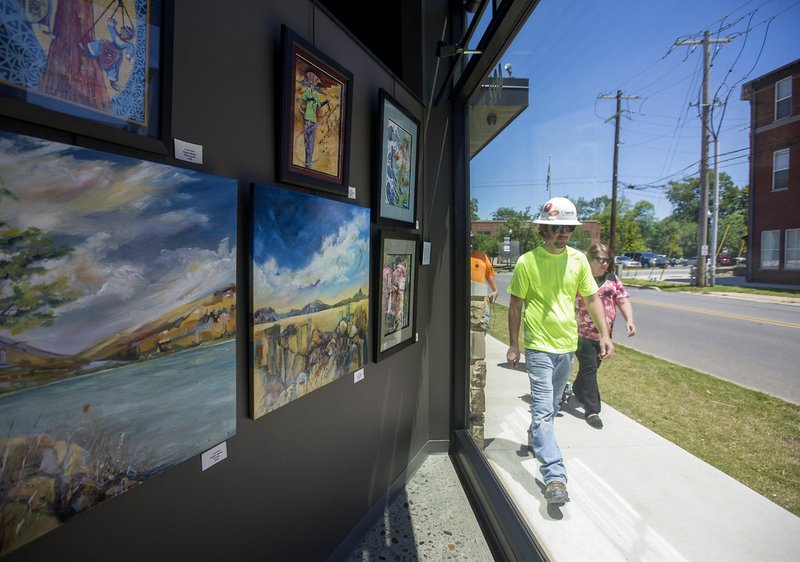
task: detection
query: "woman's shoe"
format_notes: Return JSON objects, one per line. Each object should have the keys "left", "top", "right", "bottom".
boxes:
{"left": 585, "top": 413, "right": 603, "bottom": 429}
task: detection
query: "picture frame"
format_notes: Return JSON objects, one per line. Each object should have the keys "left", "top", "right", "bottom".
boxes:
{"left": 278, "top": 25, "right": 353, "bottom": 195}
{"left": 375, "top": 89, "right": 420, "bottom": 226}
{"left": 0, "top": 0, "right": 172, "bottom": 154}
{"left": 250, "top": 183, "right": 370, "bottom": 419}
{"left": 375, "top": 230, "right": 418, "bottom": 362}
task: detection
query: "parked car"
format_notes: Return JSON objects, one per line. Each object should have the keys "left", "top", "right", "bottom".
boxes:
{"left": 615, "top": 255, "right": 641, "bottom": 267}
{"left": 716, "top": 255, "right": 733, "bottom": 266}
{"left": 685, "top": 257, "right": 698, "bottom": 266}
{"left": 735, "top": 256, "right": 747, "bottom": 265}
{"left": 624, "top": 251, "right": 665, "bottom": 268}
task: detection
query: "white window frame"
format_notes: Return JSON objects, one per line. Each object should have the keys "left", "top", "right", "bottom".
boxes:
{"left": 761, "top": 230, "right": 780, "bottom": 269}
{"left": 772, "top": 148, "right": 789, "bottom": 191}
{"left": 786, "top": 229, "right": 800, "bottom": 270}
{"left": 775, "top": 77, "right": 792, "bottom": 121}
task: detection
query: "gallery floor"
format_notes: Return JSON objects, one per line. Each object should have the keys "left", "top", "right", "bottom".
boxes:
{"left": 344, "top": 454, "right": 494, "bottom": 561}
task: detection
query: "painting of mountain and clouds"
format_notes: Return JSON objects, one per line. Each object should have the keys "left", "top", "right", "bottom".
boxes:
{"left": 251, "top": 184, "right": 369, "bottom": 419}
{"left": 0, "top": 130, "right": 237, "bottom": 555}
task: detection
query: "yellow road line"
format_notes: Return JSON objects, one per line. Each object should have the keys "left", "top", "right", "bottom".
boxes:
{"left": 634, "top": 299, "right": 800, "bottom": 329}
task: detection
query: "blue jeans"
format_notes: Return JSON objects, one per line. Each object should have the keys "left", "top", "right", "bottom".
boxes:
{"left": 525, "top": 349, "right": 573, "bottom": 485}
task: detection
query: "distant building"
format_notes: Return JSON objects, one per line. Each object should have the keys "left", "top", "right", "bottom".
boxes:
{"left": 741, "top": 59, "right": 800, "bottom": 284}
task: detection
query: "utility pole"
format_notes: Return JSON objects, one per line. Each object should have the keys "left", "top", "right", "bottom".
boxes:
{"left": 710, "top": 137, "right": 720, "bottom": 285}
{"left": 598, "top": 90, "right": 638, "bottom": 254}
{"left": 675, "top": 31, "right": 731, "bottom": 287}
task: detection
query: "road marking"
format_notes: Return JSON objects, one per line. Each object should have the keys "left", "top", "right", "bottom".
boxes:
{"left": 634, "top": 299, "right": 800, "bottom": 329}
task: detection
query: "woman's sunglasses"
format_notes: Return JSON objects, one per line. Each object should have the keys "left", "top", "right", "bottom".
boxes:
{"left": 548, "top": 225, "right": 576, "bottom": 233}
{"left": 591, "top": 256, "right": 611, "bottom": 264}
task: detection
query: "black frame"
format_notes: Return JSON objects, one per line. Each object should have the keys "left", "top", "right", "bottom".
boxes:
{"left": 375, "top": 88, "right": 420, "bottom": 226}
{"left": 374, "top": 229, "right": 419, "bottom": 362}
{"left": 0, "top": 0, "right": 173, "bottom": 154}
{"left": 278, "top": 25, "right": 353, "bottom": 195}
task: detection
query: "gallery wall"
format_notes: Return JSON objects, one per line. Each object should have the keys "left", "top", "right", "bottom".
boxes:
{"left": 1, "top": 0, "right": 455, "bottom": 560}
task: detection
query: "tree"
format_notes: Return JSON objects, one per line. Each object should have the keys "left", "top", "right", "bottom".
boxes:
{"left": 491, "top": 207, "right": 538, "bottom": 253}
{"left": 470, "top": 197, "right": 479, "bottom": 221}
{"left": 472, "top": 233, "right": 499, "bottom": 257}
{"left": 663, "top": 173, "right": 747, "bottom": 256}
{"left": 0, "top": 190, "right": 79, "bottom": 333}
{"left": 573, "top": 195, "right": 610, "bottom": 221}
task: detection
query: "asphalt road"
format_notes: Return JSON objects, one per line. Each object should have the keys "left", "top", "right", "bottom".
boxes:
{"left": 491, "top": 271, "right": 800, "bottom": 404}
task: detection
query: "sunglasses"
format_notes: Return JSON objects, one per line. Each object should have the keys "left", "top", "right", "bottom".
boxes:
{"left": 548, "top": 225, "right": 576, "bottom": 233}
{"left": 591, "top": 256, "right": 611, "bottom": 264}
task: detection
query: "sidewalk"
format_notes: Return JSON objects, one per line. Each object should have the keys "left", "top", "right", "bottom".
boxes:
{"left": 482, "top": 334, "right": 800, "bottom": 562}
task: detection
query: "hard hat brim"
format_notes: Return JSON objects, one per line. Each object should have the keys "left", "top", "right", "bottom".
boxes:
{"left": 532, "top": 218, "right": 583, "bottom": 225}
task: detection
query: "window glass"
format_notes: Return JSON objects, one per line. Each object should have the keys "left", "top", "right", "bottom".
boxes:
{"left": 776, "top": 77, "right": 792, "bottom": 120}
{"left": 786, "top": 229, "right": 800, "bottom": 270}
{"left": 773, "top": 149, "right": 789, "bottom": 190}
{"left": 761, "top": 230, "right": 780, "bottom": 268}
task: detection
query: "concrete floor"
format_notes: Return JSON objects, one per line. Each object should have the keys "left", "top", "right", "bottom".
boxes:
{"left": 345, "top": 454, "right": 494, "bottom": 561}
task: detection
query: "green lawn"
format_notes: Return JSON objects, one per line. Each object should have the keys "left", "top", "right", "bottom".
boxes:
{"left": 486, "top": 301, "right": 800, "bottom": 515}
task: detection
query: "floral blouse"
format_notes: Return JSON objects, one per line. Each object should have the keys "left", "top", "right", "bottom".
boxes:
{"left": 575, "top": 274, "right": 630, "bottom": 340}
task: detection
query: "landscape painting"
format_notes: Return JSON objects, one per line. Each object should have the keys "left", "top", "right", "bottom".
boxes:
{"left": 0, "top": 0, "right": 163, "bottom": 143}
{"left": 251, "top": 184, "right": 369, "bottom": 419}
{"left": 0, "top": 130, "right": 237, "bottom": 555}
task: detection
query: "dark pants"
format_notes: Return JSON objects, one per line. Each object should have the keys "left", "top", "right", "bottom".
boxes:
{"left": 573, "top": 336, "right": 602, "bottom": 415}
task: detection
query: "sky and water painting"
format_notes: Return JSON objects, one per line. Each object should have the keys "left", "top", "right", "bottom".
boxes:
{"left": 0, "top": 130, "right": 237, "bottom": 555}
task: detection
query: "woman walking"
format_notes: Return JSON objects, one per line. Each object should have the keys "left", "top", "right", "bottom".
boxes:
{"left": 572, "top": 243, "right": 636, "bottom": 429}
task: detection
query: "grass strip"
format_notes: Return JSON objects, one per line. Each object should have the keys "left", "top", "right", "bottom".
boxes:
{"left": 621, "top": 277, "right": 800, "bottom": 298}
{"left": 487, "top": 301, "right": 800, "bottom": 515}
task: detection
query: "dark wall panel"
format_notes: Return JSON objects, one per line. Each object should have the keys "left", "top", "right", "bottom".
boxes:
{"left": 3, "top": 1, "right": 453, "bottom": 561}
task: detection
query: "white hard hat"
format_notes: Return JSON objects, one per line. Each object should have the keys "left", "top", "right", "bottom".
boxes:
{"left": 532, "top": 196, "right": 582, "bottom": 225}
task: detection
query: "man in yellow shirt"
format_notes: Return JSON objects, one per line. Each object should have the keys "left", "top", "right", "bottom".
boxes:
{"left": 506, "top": 197, "right": 614, "bottom": 505}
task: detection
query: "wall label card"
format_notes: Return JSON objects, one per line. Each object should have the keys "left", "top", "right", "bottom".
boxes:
{"left": 202, "top": 442, "right": 228, "bottom": 471}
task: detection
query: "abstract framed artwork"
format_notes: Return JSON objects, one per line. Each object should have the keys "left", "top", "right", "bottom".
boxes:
{"left": 376, "top": 89, "right": 420, "bottom": 226}
{"left": 251, "top": 184, "right": 369, "bottom": 419}
{"left": 0, "top": 0, "right": 170, "bottom": 153}
{"left": 278, "top": 25, "right": 353, "bottom": 195}
{"left": 0, "top": 129, "right": 237, "bottom": 556}
{"left": 375, "top": 230, "right": 418, "bottom": 362}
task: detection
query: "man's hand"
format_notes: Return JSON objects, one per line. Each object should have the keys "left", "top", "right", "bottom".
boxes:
{"left": 490, "top": 288, "right": 499, "bottom": 302}
{"left": 626, "top": 322, "right": 636, "bottom": 337}
{"left": 598, "top": 336, "right": 615, "bottom": 359}
{"left": 507, "top": 345, "right": 521, "bottom": 368}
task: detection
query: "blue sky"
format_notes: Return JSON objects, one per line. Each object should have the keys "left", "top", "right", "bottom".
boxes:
{"left": 469, "top": 0, "right": 800, "bottom": 219}
{"left": 252, "top": 185, "right": 370, "bottom": 312}
{"left": 0, "top": 131, "right": 237, "bottom": 354}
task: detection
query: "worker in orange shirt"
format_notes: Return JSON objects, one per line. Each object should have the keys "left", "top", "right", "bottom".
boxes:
{"left": 470, "top": 233, "right": 499, "bottom": 330}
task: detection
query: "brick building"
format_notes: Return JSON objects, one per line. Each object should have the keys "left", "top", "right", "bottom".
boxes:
{"left": 741, "top": 59, "right": 800, "bottom": 284}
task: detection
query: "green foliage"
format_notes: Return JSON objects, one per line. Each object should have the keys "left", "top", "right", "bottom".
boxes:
{"left": 491, "top": 206, "right": 539, "bottom": 253}
{"left": 0, "top": 215, "right": 79, "bottom": 332}
{"left": 470, "top": 197, "right": 479, "bottom": 221}
{"left": 472, "top": 233, "right": 499, "bottom": 257}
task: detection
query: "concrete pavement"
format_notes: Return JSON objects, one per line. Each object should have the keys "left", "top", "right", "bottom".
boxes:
{"left": 482, "top": 334, "right": 800, "bottom": 562}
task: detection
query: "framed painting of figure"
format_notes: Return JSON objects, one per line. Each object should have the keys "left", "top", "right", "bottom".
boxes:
{"left": 278, "top": 25, "right": 353, "bottom": 195}
{"left": 375, "top": 230, "right": 418, "bottom": 362}
{"left": 376, "top": 89, "right": 420, "bottom": 226}
{"left": 0, "top": 0, "right": 170, "bottom": 153}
